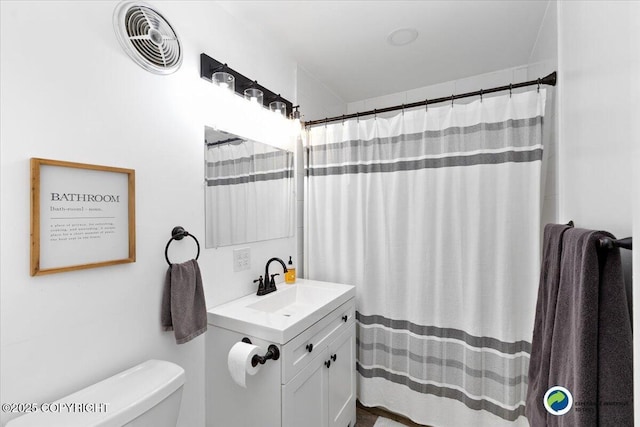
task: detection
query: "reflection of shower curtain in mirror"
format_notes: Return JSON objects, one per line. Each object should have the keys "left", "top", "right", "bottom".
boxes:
{"left": 305, "top": 90, "right": 546, "bottom": 426}
{"left": 205, "top": 139, "right": 294, "bottom": 247}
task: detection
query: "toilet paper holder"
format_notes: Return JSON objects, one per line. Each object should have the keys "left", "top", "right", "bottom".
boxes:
{"left": 242, "top": 337, "right": 280, "bottom": 367}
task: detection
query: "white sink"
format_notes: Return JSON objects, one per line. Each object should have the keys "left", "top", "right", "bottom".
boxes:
{"left": 247, "top": 284, "right": 337, "bottom": 316}
{"left": 207, "top": 279, "right": 355, "bottom": 344}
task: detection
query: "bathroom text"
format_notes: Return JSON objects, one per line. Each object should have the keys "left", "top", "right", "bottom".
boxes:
{"left": 50, "top": 192, "right": 120, "bottom": 203}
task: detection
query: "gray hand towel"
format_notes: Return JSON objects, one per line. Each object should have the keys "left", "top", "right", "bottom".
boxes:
{"left": 527, "top": 226, "right": 633, "bottom": 426}
{"left": 161, "top": 259, "right": 208, "bottom": 344}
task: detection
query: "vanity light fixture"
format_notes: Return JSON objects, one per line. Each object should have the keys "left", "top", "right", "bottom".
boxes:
{"left": 212, "top": 64, "right": 235, "bottom": 92}
{"left": 292, "top": 106, "right": 301, "bottom": 120}
{"left": 244, "top": 82, "right": 264, "bottom": 106}
{"left": 269, "top": 96, "right": 287, "bottom": 116}
{"left": 200, "top": 53, "right": 296, "bottom": 118}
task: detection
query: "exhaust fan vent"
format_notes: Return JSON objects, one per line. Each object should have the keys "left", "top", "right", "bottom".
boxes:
{"left": 113, "top": 1, "right": 182, "bottom": 75}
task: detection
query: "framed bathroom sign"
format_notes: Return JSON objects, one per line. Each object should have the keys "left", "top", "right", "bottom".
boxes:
{"left": 30, "top": 158, "right": 136, "bottom": 276}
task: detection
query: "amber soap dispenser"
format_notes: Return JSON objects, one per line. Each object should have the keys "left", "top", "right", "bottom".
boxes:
{"left": 285, "top": 256, "right": 296, "bottom": 284}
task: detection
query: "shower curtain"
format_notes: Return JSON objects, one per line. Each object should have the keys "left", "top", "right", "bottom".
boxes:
{"left": 305, "top": 90, "right": 546, "bottom": 426}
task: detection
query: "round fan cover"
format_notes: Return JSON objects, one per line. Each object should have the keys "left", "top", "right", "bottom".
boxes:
{"left": 113, "top": 1, "right": 182, "bottom": 75}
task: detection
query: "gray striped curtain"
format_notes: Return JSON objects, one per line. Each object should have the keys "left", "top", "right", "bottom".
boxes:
{"left": 305, "top": 90, "right": 546, "bottom": 426}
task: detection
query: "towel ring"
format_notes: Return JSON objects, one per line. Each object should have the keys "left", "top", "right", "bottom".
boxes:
{"left": 165, "top": 226, "right": 200, "bottom": 265}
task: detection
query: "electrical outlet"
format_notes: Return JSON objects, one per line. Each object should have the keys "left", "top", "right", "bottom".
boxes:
{"left": 233, "top": 248, "right": 251, "bottom": 272}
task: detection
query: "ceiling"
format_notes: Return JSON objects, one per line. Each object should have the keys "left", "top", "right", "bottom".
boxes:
{"left": 217, "top": 0, "right": 550, "bottom": 103}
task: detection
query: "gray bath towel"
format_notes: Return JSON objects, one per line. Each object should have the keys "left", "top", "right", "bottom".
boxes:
{"left": 526, "top": 223, "right": 571, "bottom": 426}
{"left": 161, "top": 259, "right": 208, "bottom": 344}
{"left": 527, "top": 226, "right": 633, "bottom": 426}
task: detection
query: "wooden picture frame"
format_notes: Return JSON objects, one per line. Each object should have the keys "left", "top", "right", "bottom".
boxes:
{"left": 30, "top": 158, "right": 136, "bottom": 276}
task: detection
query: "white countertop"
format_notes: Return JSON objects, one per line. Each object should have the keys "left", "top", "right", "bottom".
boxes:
{"left": 207, "top": 279, "right": 355, "bottom": 344}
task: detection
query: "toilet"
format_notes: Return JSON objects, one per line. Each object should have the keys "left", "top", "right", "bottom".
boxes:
{"left": 6, "top": 360, "right": 185, "bottom": 427}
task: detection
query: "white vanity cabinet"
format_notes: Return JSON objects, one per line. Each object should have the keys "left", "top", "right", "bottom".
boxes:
{"left": 282, "top": 306, "right": 356, "bottom": 427}
{"left": 283, "top": 323, "right": 356, "bottom": 427}
{"left": 206, "top": 279, "right": 356, "bottom": 427}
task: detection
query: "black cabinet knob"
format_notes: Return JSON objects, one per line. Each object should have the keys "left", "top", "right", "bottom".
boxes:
{"left": 325, "top": 360, "right": 331, "bottom": 368}
{"left": 306, "top": 343, "right": 313, "bottom": 352}
{"left": 342, "top": 315, "right": 348, "bottom": 322}
{"left": 331, "top": 354, "right": 337, "bottom": 362}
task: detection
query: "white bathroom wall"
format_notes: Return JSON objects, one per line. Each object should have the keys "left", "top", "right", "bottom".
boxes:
{"left": 527, "top": 0, "right": 559, "bottom": 233}
{"left": 297, "top": 66, "right": 348, "bottom": 122}
{"left": 556, "top": 1, "right": 635, "bottom": 236}
{"left": 555, "top": 1, "right": 639, "bottom": 422}
{"left": 0, "top": 1, "right": 319, "bottom": 426}
{"left": 527, "top": 0, "right": 557, "bottom": 80}
{"left": 556, "top": 0, "right": 636, "bottom": 338}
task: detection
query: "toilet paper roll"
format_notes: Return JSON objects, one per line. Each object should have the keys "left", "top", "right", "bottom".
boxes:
{"left": 227, "top": 341, "right": 261, "bottom": 388}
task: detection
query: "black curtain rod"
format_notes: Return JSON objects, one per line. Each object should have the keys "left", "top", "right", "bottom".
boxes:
{"left": 304, "top": 71, "right": 557, "bottom": 128}
{"left": 205, "top": 137, "right": 244, "bottom": 147}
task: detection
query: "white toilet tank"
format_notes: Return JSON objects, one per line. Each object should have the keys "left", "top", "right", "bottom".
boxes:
{"left": 6, "top": 359, "right": 185, "bottom": 427}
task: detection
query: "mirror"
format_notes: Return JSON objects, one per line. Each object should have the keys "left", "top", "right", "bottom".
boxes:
{"left": 204, "top": 126, "right": 295, "bottom": 248}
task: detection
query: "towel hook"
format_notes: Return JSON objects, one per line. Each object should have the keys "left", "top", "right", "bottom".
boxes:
{"left": 165, "top": 226, "right": 200, "bottom": 265}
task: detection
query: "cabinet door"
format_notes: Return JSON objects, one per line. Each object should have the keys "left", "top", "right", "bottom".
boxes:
{"left": 327, "top": 322, "right": 356, "bottom": 427}
{"left": 281, "top": 299, "right": 355, "bottom": 384}
{"left": 282, "top": 350, "right": 329, "bottom": 427}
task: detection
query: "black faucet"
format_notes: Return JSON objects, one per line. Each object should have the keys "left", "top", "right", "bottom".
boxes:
{"left": 259, "top": 257, "right": 288, "bottom": 296}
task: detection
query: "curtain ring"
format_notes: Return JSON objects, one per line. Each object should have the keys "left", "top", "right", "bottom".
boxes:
{"left": 324, "top": 118, "right": 328, "bottom": 128}
{"left": 356, "top": 112, "right": 360, "bottom": 123}
{"left": 451, "top": 94, "right": 454, "bottom": 108}
{"left": 402, "top": 104, "right": 405, "bottom": 116}
{"left": 480, "top": 89, "right": 483, "bottom": 102}
{"left": 509, "top": 83, "right": 513, "bottom": 98}
{"left": 425, "top": 99, "right": 428, "bottom": 112}
{"left": 342, "top": 114, "right": 345, "bottom": 125}
{"left": 374, "top": 109, "right": 377, "bottom": 120}
{"left": 537, "top": 78, "right": 541, "bottom": 92}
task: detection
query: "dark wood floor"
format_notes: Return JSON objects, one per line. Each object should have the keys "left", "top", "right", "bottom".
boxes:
{"left": 356, "top": 401, "right": 428, "bottom": 427}
{"left": 355, "top": 403, "right": 379, "bottom": 427}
